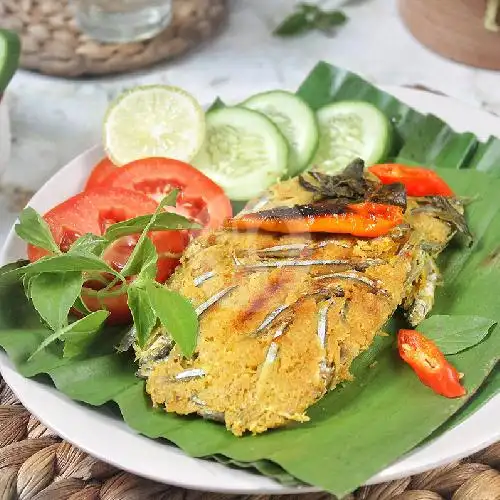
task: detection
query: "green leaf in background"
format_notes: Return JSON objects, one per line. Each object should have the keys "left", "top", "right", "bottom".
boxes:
{"left": 314, "top": 10, "right": 348, "bottom": 35}
{"left": 274, "top": 11, "right": 312, "bottom": 37}
{"left": 127, "top": 281, "right": 157, "bottom": 348}
{"left": 146, "top": 282, "right": 199, "bottom": 358}
{"left": 69, "top": 233, "right": 108, "bottom": 256}
{"left": 14, "top": 207, "right": 60, "bottom": 255}
{"left": 29, "top": 272, "right": 83, "bottom": 331}
{"left": 418, "top": 315, "right": 497, "bottom": 355}
{"left": 62, "top": 310, "right": 110, "bottom": 359}
{"left": 273, "top": 3, "right": 348, "bottom": 37}
{"left": 104, "top": 212, "right": 199, "bottom": 242}
{"left": 0, "top": 63, "right": 500, "bottom": 496}
{"left": 29, "top": 310, "right": 109, "bottom": 360}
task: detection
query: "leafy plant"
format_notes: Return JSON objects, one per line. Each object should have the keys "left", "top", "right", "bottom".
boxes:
{"left": 274, "top": 3, "right": 348, "bottom": 37}
{"left": 8, "top": 191, "right": 201, "bottom": 358}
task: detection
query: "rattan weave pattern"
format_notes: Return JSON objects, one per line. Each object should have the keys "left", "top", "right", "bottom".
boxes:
{"left": 0, "top": 377, "right": 499, "bottom": 500}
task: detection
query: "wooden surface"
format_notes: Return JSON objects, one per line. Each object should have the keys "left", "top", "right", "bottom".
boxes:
{"left": 399, "top": 0, "right": 500, "bottom": 70}
{"left": 0, "top": 0, "right": 228, "bottom": 77}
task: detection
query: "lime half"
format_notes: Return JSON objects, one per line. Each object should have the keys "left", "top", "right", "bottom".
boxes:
{"left": 0, "top": 29, "right": 21, "bottom": 94}
{"left": 104, "top": 85, "right": 205, "bottom": 166}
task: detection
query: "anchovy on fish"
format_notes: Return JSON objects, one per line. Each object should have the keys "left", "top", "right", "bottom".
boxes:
{"left": 317, "top": 300, "right": 334, "bottom": 380}
{"left": 237, "top": 258, "right": 385, "bottom": 272}
{"left": 313, "top": 271, "right": 388, "bottom": 296}
{"left": 175, "top": 368, "right": 206, "bottom": 381}
{"left": 195, "top": 285, "right": 237, "bottom": 316}
{"left": 193, "top": 271, "right": 217, "bottom": 287}
{"left": 253, "top": 304, "right": 290, "bottom": 336}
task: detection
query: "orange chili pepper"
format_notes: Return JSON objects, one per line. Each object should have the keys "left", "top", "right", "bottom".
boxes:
{"left": 398, "top": 329, "right": 466, "bottom": 398}
{"left": 369, "top": 164, "right": 454, "bottom": 197}
{"left": 225, "top": 202, "right": 404, "bottom": 238}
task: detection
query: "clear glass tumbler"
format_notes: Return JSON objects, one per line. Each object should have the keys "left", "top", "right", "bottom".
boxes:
{"left": 70, "top": 0, "right": 173, "bottom": 43}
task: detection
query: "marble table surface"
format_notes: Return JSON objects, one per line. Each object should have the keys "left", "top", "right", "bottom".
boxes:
{"left": 1, "top": 0, "right": 500, "bottom": 242}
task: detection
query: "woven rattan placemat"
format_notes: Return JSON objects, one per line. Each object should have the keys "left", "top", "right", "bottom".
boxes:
{"left": 0, "top": 0, "right": 228, "bottom": 77}
{"left": 0, "top": 376, "right": 499, "bottom": 499}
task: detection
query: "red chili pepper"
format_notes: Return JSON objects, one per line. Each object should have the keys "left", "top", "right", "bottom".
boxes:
{"left": 398, "top": 329, "right": 466, "bottom": 398}
{"left": 225, "top": 202, "right": 404, "bottom": 238}
{"left": 369, "top": 164, "right": 454, "bottom": 197}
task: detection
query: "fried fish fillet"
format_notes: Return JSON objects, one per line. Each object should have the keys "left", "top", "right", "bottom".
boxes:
{"left": 140, "top": 177, "right": 456, "bottom": 436}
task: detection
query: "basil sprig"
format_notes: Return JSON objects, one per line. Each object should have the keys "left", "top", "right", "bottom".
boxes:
{"left": 274, "top": 3, "right": 348, "bottom": 37}
{"left": 12, "top": 192, "right": 201, "bottom": 359}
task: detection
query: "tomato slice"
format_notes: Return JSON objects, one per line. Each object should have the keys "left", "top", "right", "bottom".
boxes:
{"left": 27, "top": 187, "right": 188, "bottom": 323}
{"left": 85, "top": 157, "right": 119, "bottom": 191}
{"left": 102, "top": 158, "right": 233, "bottom": 230}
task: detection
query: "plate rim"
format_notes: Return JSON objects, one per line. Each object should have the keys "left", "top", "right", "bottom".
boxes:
{"left": 0, "top": 85, "right": 499, "bottom": 495}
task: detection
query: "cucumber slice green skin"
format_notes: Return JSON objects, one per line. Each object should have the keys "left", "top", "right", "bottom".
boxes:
{"left": 193, "top": 106, "right": 289, "bottom": 201}
{"left": 310, "top": 100, "right": 393, "bottom": 174}
{"left": 0, "top": 29, "right": 20, "bottom": 94}
{"left": 242, "top": 90, "right": 319, "bottom": 177}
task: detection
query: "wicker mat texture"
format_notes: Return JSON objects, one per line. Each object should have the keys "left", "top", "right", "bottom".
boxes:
{"left": 0, "top": 0, "right": 228, "bottom": 77}
{"left": 0, "top": 377, "right": 499, "bottom": 500}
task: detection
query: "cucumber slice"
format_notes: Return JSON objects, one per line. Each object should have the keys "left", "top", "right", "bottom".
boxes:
{"left": 242, "top": 90, "right": 319, "bottom": 176}
{"left": 193, "top": 106, "right": 288, "bottom": 201}
{"left": 0, "top": 29, "right": 20, "bottom": 94}
{"left": 311, "top": 101, "right": 392, "bottom": 174}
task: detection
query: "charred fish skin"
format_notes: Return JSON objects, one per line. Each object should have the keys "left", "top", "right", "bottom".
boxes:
{"left": 145, "top": 166, "right": 462, "bottom": 436}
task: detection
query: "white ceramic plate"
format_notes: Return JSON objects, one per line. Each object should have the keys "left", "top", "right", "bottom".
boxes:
{"left": 0, "top": 87, "right": 499, "bottom": 495}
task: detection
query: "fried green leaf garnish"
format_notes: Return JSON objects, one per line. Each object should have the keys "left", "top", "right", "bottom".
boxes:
{"left": 299, "top": 159, "right": 407, "bottom": 209}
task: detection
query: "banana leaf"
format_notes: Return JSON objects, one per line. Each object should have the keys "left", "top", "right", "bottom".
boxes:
{"left": 0, "top": 62, "right": 499, "bottom": 497}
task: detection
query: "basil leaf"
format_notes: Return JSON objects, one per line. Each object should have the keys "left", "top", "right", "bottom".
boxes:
{"left": 146, "top": 282, "right": 198, "bottom": 358}
{"left": 127, "top": 282, "right": 157, "bottom": 348}
{"left": 298, "top": 3, "right": 320, "bottom": 15}
{"left": 274, "top": 12, "right": 312, "bottom": 36}
{"left": 121, "top": 193, "right": 176, "bottom": 278}
{"left": 69, "top": 234, "right": 108, "bottom": 256}
{"left": 73, "top": 296, "right": 91, "bottom": 315}
{"left": 29, "top": 272, "right": 83, "bottom": 331}
{"left": 15, "top": 207, "right": 60, "bottom": 255}
{"left": 29, "top": 310, "right": 109, "bottom": 360}
{"left": 136, "top": 238, "right": 158, "bottom": 281}
{"left": 22, "top": 274, "right": 33, "bottom": 298}
{"left": 105, "top": 212, "right": 199, "bottom": 242}
{"left": 62, "top": 310, "right": 110, "bottom": 358}
{"left": 314, "top": 10, "right": 348, "bottom": 33}
{"left": 22, "top": 253, "right": 122, "bottom": 279}
{"left": 418, "top": 315, "right": 497, "bottom": 354}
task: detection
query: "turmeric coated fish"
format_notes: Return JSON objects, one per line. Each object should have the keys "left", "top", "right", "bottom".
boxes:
{"left": 139, "top": 162, "right": 466, "bottom": 436}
